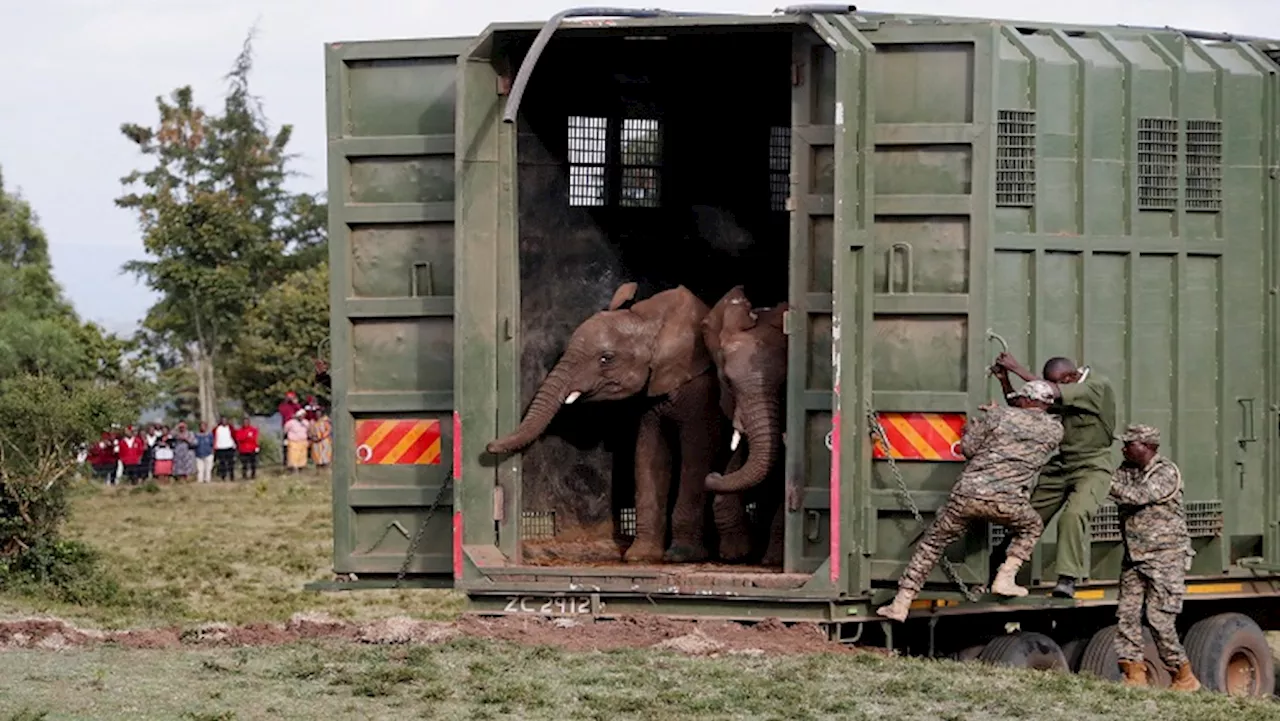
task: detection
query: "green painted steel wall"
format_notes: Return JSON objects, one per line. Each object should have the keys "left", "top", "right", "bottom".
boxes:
{"left": 823, "top": 21, "right": 1279, "bottom": 596}
{"left": 324, "top": 37, "right": 471, "bottom": 581}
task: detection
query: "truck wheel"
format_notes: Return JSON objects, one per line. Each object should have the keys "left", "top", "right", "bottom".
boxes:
{"left": 1077, "top": 624, "right": 1172, "bottom": 688}
{"left": 977, "top": 632, "right": 1068, "bottom": 671}
{"left": 1184, "top": 612, "right": 1275, "bottom": 697}
{"left": 1059, "top": 637, "right": 1089, "bottom": 672}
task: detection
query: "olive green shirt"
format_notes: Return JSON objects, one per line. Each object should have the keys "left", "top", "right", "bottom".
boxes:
{"left": 1044, "top": 373, "right": 1117, "bottom": 474}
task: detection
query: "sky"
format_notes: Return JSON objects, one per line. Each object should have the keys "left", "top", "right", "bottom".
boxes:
{"left": 0, "top": 0, "right": 1275, "bottom": 336}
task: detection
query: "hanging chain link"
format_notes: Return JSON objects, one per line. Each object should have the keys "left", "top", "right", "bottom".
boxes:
{"left": 865, "top": 401, "right": 982, "bottom": 602}
{"left": 394, "top": 477, "right": 453, "bottom": 589}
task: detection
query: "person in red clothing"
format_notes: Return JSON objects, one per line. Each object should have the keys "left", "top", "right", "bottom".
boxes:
{"left": 87, "top": 431, "right": 119, "bottom": 486}
{"left": 277, "top": 392, "right": 302, "bottom": 469}
{"left": 234, "top": 417, "right": 261, "bottom": 481}
{"left": 116, "top": 426, "right": 147, "bottom": 485}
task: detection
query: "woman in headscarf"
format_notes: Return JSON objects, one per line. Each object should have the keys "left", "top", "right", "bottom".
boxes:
{"left": 284, "top": 408, "right": 311, "bottom": 473}
{"left": 309, "top": 412, "right": 333, "bottom": 468}
{"left": 171, "top": 421, "right": 197, "bottom": 482}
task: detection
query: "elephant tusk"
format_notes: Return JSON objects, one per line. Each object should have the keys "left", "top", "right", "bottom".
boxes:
{"left": 730, "top": 429, "right": 742, "bottom": 451}
{"left": 564, "top": 391, "right": 581, "bottom": 405}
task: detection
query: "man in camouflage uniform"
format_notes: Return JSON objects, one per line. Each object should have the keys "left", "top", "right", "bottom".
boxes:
{"left": 877, "top": 380, "right": 1064, "bottom": 622}
{"left": 1110, "top": 424, "right": 1201, "bottom": 691}
{"left": 993, "top": 353, "right": 1117, "bottom": 598}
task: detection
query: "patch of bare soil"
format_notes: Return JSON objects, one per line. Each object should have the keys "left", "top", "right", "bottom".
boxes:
{"left": 0, "top": 612, "right": 851, "bottom": 657}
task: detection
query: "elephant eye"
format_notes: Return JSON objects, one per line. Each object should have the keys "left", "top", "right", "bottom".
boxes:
{"left": 599, "top": 352, "right": 614, "bottom": 365}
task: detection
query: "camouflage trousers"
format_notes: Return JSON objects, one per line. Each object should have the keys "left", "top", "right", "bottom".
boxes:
{"left": 1115, "top": 552, "right": 1188, "bottom": 667}
{"left": 899, "top": 494, "right": 1044, "bottom": 593}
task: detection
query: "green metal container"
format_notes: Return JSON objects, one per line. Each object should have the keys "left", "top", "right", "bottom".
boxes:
{"left": 321, "top": 9, "right": 1280, "bottom": 632}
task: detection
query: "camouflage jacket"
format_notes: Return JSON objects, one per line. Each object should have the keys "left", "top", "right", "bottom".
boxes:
{"left": 1110, "top": 454, "right": 1188, "bottom": 563}
{"left": 950, "top": 406, "right": 1065, "bottom": 502}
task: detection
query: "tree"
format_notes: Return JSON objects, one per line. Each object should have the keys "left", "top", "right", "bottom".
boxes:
{"left": 116, "top": 30, "right": 326, "bottom": 427}
{"left": 225, "top": 263, "right": 330, "bottom": 415}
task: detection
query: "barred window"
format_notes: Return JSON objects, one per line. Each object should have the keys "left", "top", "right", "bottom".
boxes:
{"left": 1137, "top": 118, "right": 1178, "bottom": 211}
{"left": 995, "top": 110, "right": 1036, "bottom": 207}
{"left": 567, "top": 115, "right": 608, "bottom": 207}
{"left": 620, "top": 118, "right": 661, "bottom": 208}
{"left": 769, "top": 126, "right": 792, "bottom": 212}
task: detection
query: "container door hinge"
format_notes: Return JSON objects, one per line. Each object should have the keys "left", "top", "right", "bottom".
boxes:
{"left": 1269, "top": 166, "right": 1280, "bottom": 180}
{"left": 493, "top": 485, "right": 505, "bottom": 522}
{"left": 791, "top": 62, "right": 804, "bottom": 86}
{"left": 782, "top": 309, "right": 794, "bottom": 335}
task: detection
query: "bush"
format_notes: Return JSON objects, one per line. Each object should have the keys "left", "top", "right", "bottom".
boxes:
{"left": 0, "top": 374, "right": 134, "bottom": 602}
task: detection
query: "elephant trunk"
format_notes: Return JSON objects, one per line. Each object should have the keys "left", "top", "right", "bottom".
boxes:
{"left": 706, "top": 390, "right": 781, "bottom": 493}
{"left": 486, "top": 350, "right": 584, "bottom": 454}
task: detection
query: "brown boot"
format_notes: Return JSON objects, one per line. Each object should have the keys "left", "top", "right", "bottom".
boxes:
{"left": 875, "top": 590, "right": 915, "bottom": 622}
{"left": 1169, "top": 661, "right": 1201, "bottom": 692}
{"left": 990, "top": 557, "right": 1028, "bottom": 597}
{"left": 1119, "top": 660, "right": 1148, "bottom": 687}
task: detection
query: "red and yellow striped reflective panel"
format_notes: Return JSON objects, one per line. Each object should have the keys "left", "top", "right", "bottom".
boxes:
{"left": 872, "top": 413, "right": 966, "bottom": 462}
{"left": 354, "top": 419, "right": 443, "bottom": 465}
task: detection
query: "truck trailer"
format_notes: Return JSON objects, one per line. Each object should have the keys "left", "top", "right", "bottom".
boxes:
{"left": 315, "top": 5, "right": 1280, "bottom": 695}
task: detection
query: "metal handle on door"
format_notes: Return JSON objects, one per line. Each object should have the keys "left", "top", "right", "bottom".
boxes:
{"left": 410, "top": 261, "right": 434, "bottom": 297}
{"left": 887, "top": 242, "right": 913, "bottom": 295}
{"left": 1238, "top": 398, "right": 1258, "bottom": 445}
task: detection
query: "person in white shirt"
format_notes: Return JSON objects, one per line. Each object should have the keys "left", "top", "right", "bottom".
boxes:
{"left": 213, "top": 417, "right": 237, "bottom": 482}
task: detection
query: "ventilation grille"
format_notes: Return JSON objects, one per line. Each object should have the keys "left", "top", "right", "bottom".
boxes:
{"left": 989, "top": 499, "right": 1224, "bottom": 547}
{"left": 1138, "top": 117, "right": 1179, "bottom": 211}
{"left": 769, "top": 126, "right": 792, "bottom": 212}
{"left": 567, "top": 115, "right": 608, "bottom": 207}
{"left": 619, "top": 507, "right": 637, "bottom": 537}
{"left": 1186, "top": 500, "right": 1224, "bottom": 538}
{"left": 522, "top": 511, "right": 557, "bottom": 540}
{"left": 1184, "top": 119, "right": 1224, "bottom": 213}
{"left": 996, "top": 109, "right": 1037, "bottom": 207}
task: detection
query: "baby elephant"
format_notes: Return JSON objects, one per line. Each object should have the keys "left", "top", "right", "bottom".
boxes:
{"left": 701, "top": 286, "right": 788, "bottom": 566}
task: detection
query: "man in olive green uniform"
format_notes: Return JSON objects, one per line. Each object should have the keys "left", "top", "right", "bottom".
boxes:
{"left": 993, "top": 353, "right": 1117, "bottom": 598}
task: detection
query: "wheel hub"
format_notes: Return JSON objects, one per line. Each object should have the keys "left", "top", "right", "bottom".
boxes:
{"left": 1225, "top": 649, "right": 1260, "bottom": 696}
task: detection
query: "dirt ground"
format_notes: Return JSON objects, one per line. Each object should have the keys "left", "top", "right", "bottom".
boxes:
{"left": 0, "top": 612, "right": 853, "bottom": 657}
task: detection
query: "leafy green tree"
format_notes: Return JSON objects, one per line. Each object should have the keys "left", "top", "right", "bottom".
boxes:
{"left": 116, "top": 31, "right": 326, "bottom": 427}
{"left": 225, "top": 263, "right": 330, "bottom": 415}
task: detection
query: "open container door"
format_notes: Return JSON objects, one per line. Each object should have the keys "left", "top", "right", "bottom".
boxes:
{"left": 827, "top": 18, "right": 1000, "bottom": 601}
{"left": 783, "top": 18, "right": 873, "bottom": 592}
{"left": 322, "top": 37, "right": 469, "bottom": 588}
{"left": 1255, "top": 40, "right": 1280, "bottom": 570}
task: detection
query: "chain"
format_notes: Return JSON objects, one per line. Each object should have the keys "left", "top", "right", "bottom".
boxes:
{"left": 394, "top": 477, "right": 453, "bottom": 589}
{"left": 866, "top": 401, "right": 981, "bottom": 602}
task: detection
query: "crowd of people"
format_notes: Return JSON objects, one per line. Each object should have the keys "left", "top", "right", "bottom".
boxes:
{"left": 82, "top": 389, "right": 333, "bottom": 485}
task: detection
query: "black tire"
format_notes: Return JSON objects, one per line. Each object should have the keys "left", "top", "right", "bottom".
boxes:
{"left": 1184, "top": 612, "right": 1276, "bottom": 697}
{"left": 978, "top": 632, "right": 1069, "bottom": 671}
{"left": 1077, "top": 624, "right": 1173, "bottom": 688}
{"left": 1060, "top": 637, "right": 1088, "bottom": 673}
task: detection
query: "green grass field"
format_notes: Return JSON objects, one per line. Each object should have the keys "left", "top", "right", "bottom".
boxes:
{"left": 1, "top": 472, "right": 1278, "bottom": 720}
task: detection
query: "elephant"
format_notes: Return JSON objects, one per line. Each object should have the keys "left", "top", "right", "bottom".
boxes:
{"left": 701, "top": 285, "right": 788, "bottom": 566}
{"left": 486, "top": 281, "right": 723, "bottom": 564}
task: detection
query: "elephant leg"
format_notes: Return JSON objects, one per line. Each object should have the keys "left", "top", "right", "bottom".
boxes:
{"left": 760, "top": 503, "right": 785, "bottom": 567}
{"left": 713, "top": 446, "right": 752, "bottom": 562}
{"left": 664, "top": 375, "right": 719, "bottom": 563}
{"left": 624, "top": 408, "right": 670, "bottom": 564}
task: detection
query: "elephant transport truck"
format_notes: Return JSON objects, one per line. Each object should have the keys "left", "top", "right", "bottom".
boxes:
{"left": 315, "top": 5, "right": 1280, "bottom": 694}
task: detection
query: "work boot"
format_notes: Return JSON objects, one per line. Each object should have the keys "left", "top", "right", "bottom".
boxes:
{"left": 1119, "top": 660, "right": 1148, "bottom": 687}
{"left": 875, "top": 590, "right": 915, "bottom": 622}
{"left": 1052, "top": 576, "right": 1076, "bottom": 598}
{"left": 991, "top": 558, "right": 1028, "bottom": 597}
{"left": 1169, "top": 661, "right": 1201, "bottom": 692}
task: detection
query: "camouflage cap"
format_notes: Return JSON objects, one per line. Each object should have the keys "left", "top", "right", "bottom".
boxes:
{"left": 1119, "top": 423, "right": 1160, "bottom": 446}
{"left": 1009, "top": 379, "right": 1056, "bottom": 403}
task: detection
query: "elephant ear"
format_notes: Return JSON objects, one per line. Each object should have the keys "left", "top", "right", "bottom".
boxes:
{"left": 607, "top": 282, "right": 639, "bottom": 311}
{"left": 702, "top": 286, "right": 744, "bottom": 361}
{"left": 633, "top": 286, "right": 713, "bottom": 397}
